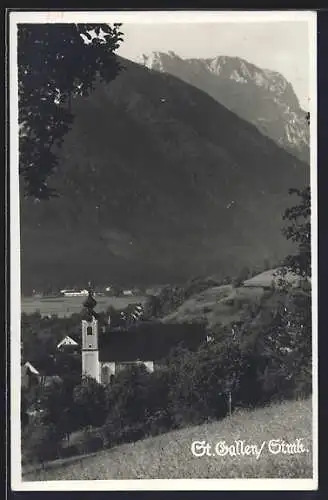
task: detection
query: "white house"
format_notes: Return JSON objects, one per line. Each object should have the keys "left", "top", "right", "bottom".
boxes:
{"left": 57, "top": 335, "right": 80, "bottom": 350}
{"left": 21, "top": 359, "right": 62, "bottom": 389}
{"left": 60, "top": 289, "right": 89, "bottom": 297}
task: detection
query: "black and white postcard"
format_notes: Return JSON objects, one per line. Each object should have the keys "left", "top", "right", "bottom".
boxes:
{"left": 9, "top": 10, "right": 317, "bottom": 491}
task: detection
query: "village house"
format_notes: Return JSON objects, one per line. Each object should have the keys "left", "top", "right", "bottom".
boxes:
{"left": 57, "top": 334, "right": 80, "bottom": 351}
{"left": 21, "top": 357, "right": 62, "bottom": 390}
{"left": 60, "top": 289, "right": 89, "bottom": 297}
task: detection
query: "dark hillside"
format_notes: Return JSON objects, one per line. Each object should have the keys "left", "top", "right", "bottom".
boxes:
{"left": 20, "top": 58, "right": 308, "bottom": 293}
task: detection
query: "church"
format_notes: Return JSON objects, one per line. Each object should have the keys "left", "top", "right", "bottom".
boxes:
{"left": 81, "top": 287, "right": 208, "bottom": 384}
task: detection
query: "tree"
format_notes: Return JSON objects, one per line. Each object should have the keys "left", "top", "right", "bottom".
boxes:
{"left": 105, "top": 305, "right": 121, "bottom": 327}
{"left": 233, "top": 266, "right": 250, "bottom": 287}
{"left": 282, "top": 108, "right": 311, "bottom": 280}
{"left": 23, "top": 422, "right": 60, "bottom": 465}
{"left": 282, "top": 186, "right": 311, "bottom": 278}
{"left": 144, "top": 294, "right": 163, "bottom": 319}
{"left": 18, "top": 23, "right": 124, "bottom": 199}
{"left": 168, "top": 341, "right": 244, "bottom": 426}
{"left": 21, "top": 388, "right": 30, "bottom": 429}
{"left": 104, "top": 365, "right": 152, "bottom": 444}
{"left": 272, "top": 113, "right": 312, "bottom": 397}
{"left": 235, "top": 283, "right": 312, "bottom": 404}
{"left": 55, "top": 350, "right": 81, "bottom": 382}
{"left": 73, "top": 376, "right": 107, "bottom": 429}
{"left": 37, "top": 379, "right": 68, "bottom": 435}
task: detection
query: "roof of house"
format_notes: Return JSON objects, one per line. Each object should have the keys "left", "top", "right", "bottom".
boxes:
{"left": 99, "top": 322, "right": 207, "bottom": 362}
{"left": 23, "top": 361, "right": 40, "bottom": 375}
{"left": 57, "top": 334, "right": 80, "bottom": 348}
{"left": 23, "top": 356, "right": 59, "bottom": 376}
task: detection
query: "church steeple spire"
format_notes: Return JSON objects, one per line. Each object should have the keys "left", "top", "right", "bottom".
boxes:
{"left": 82, "top": 282, "right": 97, "bottom": 321}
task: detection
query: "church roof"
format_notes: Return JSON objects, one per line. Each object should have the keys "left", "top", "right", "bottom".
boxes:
{"left": 98, "top": 322, "right": 207, "bottom": 362}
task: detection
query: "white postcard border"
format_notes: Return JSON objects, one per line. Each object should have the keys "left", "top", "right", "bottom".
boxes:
{"left": 9, "top": 9, "right": 318, "bottom": 491}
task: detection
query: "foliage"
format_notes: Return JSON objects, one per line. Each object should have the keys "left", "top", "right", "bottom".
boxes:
{"left": 73, "top": 376, "right": 107, "bottom": 429}
{"left": 144, "top": 277, "right": 223, "bottom": 319}
{"left": 78, "top": 428, "right": 106, "bottom": 455}
{"left": 282, "top": 108, "right": 310, "bottom": 278}
{"left": 22, "top": 422, "right": 59, "bottom": 464}
{"left": 282, "top": 186, "right": 311, "bottom": 278}
{"left": 143, "top": 368, "right": 175, "bottom": 435}
{"left": 36, "top": 378, "right": 77, "bottom": 440}
{"left": 21, "top": 388, "right": 30, "bottom": 428}
{"left": 277, "top": 178, "right": 312, "bottom": 399}
{"left": 103, "top": 365, "right": 151, "bottom": 444}
{"left": 143, "top": 294, "right": 163, "bottom": 319}
{"left": 18, "top": 23, "right": 123, "bottom": 198}
{"left": 54, "top": 350, "right": 81, "bottom": 381}
{"left": 21, "top": 311, "right": 82, "bottom": 363}
{"left": 167, "top": 340, "right": 244, "bottom": 426}
{"left": 24, "top": 399, "right": 312, "bottom": 480}
{"left": 238, "top": 289, "right": 312, "bottom": 403}
{"left": 22, "top": 281, "right": 312, "bottom": 466}
{"left": 105, "top": 305, "right": 123, "bottom": 327}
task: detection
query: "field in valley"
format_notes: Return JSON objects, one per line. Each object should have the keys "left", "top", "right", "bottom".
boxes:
{"left": 23, "top": 398, "right": 313, "bottom": 481}
{"left": 21, "top": 295, "right": 147, "bottom": 317}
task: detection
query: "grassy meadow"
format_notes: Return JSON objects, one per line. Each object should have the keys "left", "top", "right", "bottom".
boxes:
{"left": 162, "top": 284, "right": 266, "bottom": 327}
{"left": 21, "top": 295, "right": 147, "bottom": 317}
{"left": 23, "top": 398, "right": 312, "bottom": 481}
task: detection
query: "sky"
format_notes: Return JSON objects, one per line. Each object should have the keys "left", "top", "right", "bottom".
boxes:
{"left": 117, "top": 21, "right": 311, "bottom": 110}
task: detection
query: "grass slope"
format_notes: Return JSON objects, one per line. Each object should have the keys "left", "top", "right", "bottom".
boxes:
{"left": 162, "top": 284, "right": 264, "bottom": 327}
{"left": 24, "top": 398, "right": 312, "bottom": 481}
{"left": 161, "top": 271, "right": 310, "bottom": 329}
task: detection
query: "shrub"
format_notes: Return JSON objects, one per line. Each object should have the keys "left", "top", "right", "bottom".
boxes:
{"left": 77, "top": 429, "right": 105, "bottom": 455}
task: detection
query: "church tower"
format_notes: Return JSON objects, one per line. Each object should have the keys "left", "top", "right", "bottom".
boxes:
{"left": 81, "top": 284, "right": 100, "bottom": 382}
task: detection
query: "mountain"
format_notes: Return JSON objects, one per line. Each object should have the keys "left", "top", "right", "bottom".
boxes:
{"left": 20, "top": 57, "right": 309, "bottom": 294}
{"left": 138, "top": 52, "right": 309, "bottom": 162}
